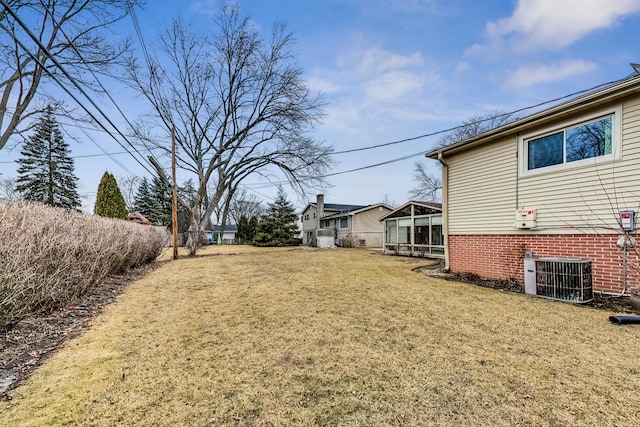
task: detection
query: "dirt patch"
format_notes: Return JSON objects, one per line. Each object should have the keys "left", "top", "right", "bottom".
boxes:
{"left": 415, "top": 264, "right": 640, "bottom": 315}
{"left": 0, "top": 262, "right": 162, "bottom": 400}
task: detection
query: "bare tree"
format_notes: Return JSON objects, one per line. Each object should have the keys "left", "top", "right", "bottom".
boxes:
{"left": 127, "top": 6, "right": 332, "bottom": 254}
{"left": 411, "top": 111, "right": 516, "bottom": 201}
{"left": 0, "top": 0, "right": 138, "bottom": 151}
{"left": 117, "top": 174, "right": 141, "bottom": 212}
{"left": 0, "top": 174, "right": 17, "bottom": 199}
{"left": 224, "top": 188, "right": 264, "bottom": 224}
{"left": 381, "top": 194, "right": 397, "bottom": 208}
{"left": 437, "top": 112, "right": 515, "bottom": 148}
{"left": 409, "top": 162, "right": 442, "bottom": 201}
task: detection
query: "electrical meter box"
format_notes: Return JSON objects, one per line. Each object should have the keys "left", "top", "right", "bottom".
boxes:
{"left": 619, "top": 210, "right": 636, "bottom": 231}
{"left": 514, "top": 209, "right": 537, "bottom": 229}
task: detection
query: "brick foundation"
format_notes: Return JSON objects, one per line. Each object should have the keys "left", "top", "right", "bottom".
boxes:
{"left": 448, "top": 234, "right": 640, "bottom": 294}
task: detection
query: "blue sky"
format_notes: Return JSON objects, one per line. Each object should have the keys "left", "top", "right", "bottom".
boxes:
{"left": 2, "top": 0, "right": 640, "bottom": 213}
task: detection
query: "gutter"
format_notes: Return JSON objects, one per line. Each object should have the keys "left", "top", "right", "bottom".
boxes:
{"left": 425, "top": 75, "right": 640, "bottom": 159}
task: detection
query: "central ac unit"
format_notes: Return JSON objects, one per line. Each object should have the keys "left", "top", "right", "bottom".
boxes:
{"left": 524, "top": 256, "right": 593, "bottom": 303}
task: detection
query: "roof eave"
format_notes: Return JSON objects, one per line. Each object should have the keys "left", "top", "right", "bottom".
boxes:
{"left": 425, "top": 74, "right": 640, "bottom": 159}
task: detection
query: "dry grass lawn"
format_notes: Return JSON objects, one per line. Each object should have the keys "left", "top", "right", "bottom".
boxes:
{"left": 1, "top": 246, "right": 639, "bottom": 426}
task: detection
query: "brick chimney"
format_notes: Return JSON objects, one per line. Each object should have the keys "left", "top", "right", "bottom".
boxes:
{"left": 317, "top": 194, "right": 324, "bottom": 228}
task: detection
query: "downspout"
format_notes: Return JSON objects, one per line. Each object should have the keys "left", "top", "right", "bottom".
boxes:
{"left": 437, "top": 152, "right": 450, "bottom": 271}
{"left": 515, "top": 133, "right": 519, "bottom": 210}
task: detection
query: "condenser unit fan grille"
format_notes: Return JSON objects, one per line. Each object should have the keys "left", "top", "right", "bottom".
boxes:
{"left": 535, "top": 258, "right": 593, "bottom": 303}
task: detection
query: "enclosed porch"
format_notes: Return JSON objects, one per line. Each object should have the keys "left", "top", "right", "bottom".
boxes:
{"left": 381, "top": 201, "right": 444, "bottom": 259}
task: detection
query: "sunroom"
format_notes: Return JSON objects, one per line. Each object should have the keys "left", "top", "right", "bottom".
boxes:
{"left": 381, "top": 201, "right": 444, "bottom": 258}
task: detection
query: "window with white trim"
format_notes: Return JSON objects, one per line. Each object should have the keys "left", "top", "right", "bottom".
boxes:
{"left": 339, "top": 217, "right": 348, "bottom": 229}
{"left": 520, "top": 108, "right": 620, "bottom": 175}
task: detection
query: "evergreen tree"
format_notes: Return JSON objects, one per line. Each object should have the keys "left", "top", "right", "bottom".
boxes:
{"left": 133, "top": 177, "right": 154, "bottom": 219}
{"left": 15, "top": 106, "right": 80, "bottom": 209}
{"left": 132, "top": 176, "right": 171, "bottom": 226}
{"left": 248, "top": 216, "right": 258, "bottom": 242}
{"left": 171, "top": 179, "right": 197, "bottom": 234}
{"left": 94, "top": 172, "right": 128, "bottom": 219}
{"left": 236, "top": 215, "right": 249, "bottom": 243}
{"left": 252, "top": 188, "right": 299, "bottom": 247}
{"left": 151, "top": 175, "right": 171, "bottom": 226}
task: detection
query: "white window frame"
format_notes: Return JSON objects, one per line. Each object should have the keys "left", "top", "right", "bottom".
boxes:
{"left": 519, "top": 106, "right": 621, "bottom": 177}
{"left": 339, "top": 217, "right": 349, "bottom": 229}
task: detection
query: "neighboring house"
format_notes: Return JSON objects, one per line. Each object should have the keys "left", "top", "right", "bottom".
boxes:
{"left": 300, "top": 194, "right": 392, "bottom": 247}
{"left": 425, "top": 72, "right": 640, "bottom": 295}
{"left": 380, "top": 201, "right": 444, "bottom": 259}
{"left": 201, "top": 224, "right": 238, "bottom": 245}
{"left": 207, "top": 224, "right": 238, "bottom": 245}
{"left": 129, "top": 211, "right": 151, "bottom": 225}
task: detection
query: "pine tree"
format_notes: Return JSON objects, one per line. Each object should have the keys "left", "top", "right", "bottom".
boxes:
{"left": 237, "top": 215, "right": 249, "bottom": 243}
{"left": 176, "top": 179, "right": 197, "bottom": 234}
{"left": 248, "top": 216, "right": 258, "bottom": 242}
{"left": 15, "top": 106, "right": 81, "bottom": 209}
{"left": 94, "top": 172, "right": 128, "bottom": 219}
{"left": 252, "top": 188, "right": 299, "bottom": 247}
{"left": 133, "top": 177, "right": 155, "bottom": 220}
{"left": 151, "top": 175, "right": 171, "bottom": 226}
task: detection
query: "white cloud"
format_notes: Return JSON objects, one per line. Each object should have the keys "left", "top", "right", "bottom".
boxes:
{"left": 506, "top": 60, "right": 598, "bottom": 87}
{"left": 455, "top": 61, "right": 470, "bottom": 76}
{"left": 359, "top": 49, "right": 424, "bottom": 74}
{"left": 484, "top": 0, "right": 640, "bottom": 52}
{"left": 189, "top": 0, "right": 219, "bottom": 16}
{"left": 308, "top": 48, "right": 442, "bottom": 134}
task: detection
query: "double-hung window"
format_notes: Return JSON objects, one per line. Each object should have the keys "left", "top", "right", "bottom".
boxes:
{"left": 522, "top": 108, "right": 620, "bottom": 174}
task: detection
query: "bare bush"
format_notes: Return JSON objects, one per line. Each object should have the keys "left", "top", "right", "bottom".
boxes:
{"left": 0, "top": 200, "right": 165, "bottom": 330}
{"left": 341, "top": 234, "right": 364, "bottom": 248}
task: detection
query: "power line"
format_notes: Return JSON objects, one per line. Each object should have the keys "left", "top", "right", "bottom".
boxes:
{"left": 0, "top": 2, "right": 157, "bottom": 177}
{"left": 333, "top": 75, "right": 632, "bottom": 155}
{"left": 241, "top": 72, "right": 637, "bottom": 190}
{"left": 243, "top": 149, "right": 428, "bottom": 190}
{"left": 60, "top": 124, "right": 132, "bottom": 174}
{"left": 127, "top": 1, "right": 154, "bottom": 74}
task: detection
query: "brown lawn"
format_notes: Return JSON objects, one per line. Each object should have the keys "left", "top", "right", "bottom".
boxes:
{"left": 1, "top": 245, "right": 639, "bottom": 426}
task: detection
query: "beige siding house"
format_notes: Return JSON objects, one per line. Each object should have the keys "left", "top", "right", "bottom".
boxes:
{"left": 426, "top": 73, "right": 640, "bottom": 295}
{"left": 300, "top": 194, "right": 392, "bottom": 247}
{"left": 323, "top": 204, "right": 393, "bottom": 247}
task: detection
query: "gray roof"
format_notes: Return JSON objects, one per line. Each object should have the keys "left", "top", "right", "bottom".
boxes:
{"left": 321, "top": 203, "right": 393, "bottom": 220}
{"left": 323, "top": 203, "right": 367, "bottom": 212}
{"left": 300, "top": 202, "right": 366, "bottom": 215}
{"left": 212, "top": 224, "right": 237, "bottom": 232}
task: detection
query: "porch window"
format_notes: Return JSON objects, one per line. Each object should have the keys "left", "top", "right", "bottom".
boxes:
{"left": 385, "top": 219, "right": 397, "bottom": 243}
{"left": 431, "top": 216, "right": 444, "bottom": 254}
{"left": 398, "top": 219, "right": 411, "bottom": 244}
{"left": 414, "top": 217, "right": 429, "bottom": 245}
{"left": 339, "top": 217, "right": 348, "bottom": 229}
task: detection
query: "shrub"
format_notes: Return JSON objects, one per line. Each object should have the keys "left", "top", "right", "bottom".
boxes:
{"left": 0, "top": 200, "right": 165, "bottom": 330}
{"left": 94, "top": 171, "right": 128, "bottom": 219}
{"left": 341, "top": 234, "right": 363, "bottom": 248}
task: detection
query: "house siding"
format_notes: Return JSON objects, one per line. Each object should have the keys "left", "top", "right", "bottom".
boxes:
{"left": 447, "top": 98, "right": 640, "bottom": 235}
{"left": 333, "top": 208, "right": 390, "bottom": 248}
{"left": 442, "top": 93, "right": 640, "bottom": 294}
{"left": 301, "top": 205, "right": 319, "bottom": 245}
{"left": 516, "top": 100, "right": 640, "bottom": 233}
{"left": 351, "top": 207, "right": 389, "bottom": 247}
{"left": 447, "top": 136, "right": 517, "bottom": 234}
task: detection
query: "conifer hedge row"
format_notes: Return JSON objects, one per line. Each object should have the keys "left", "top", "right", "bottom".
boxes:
{"left": 0, "top": 200, "right": 165, "bottom": 330}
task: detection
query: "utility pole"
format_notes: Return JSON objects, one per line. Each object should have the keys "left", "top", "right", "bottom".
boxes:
{"left": 171, "top": 128, "right": 178, "bottom": 260}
